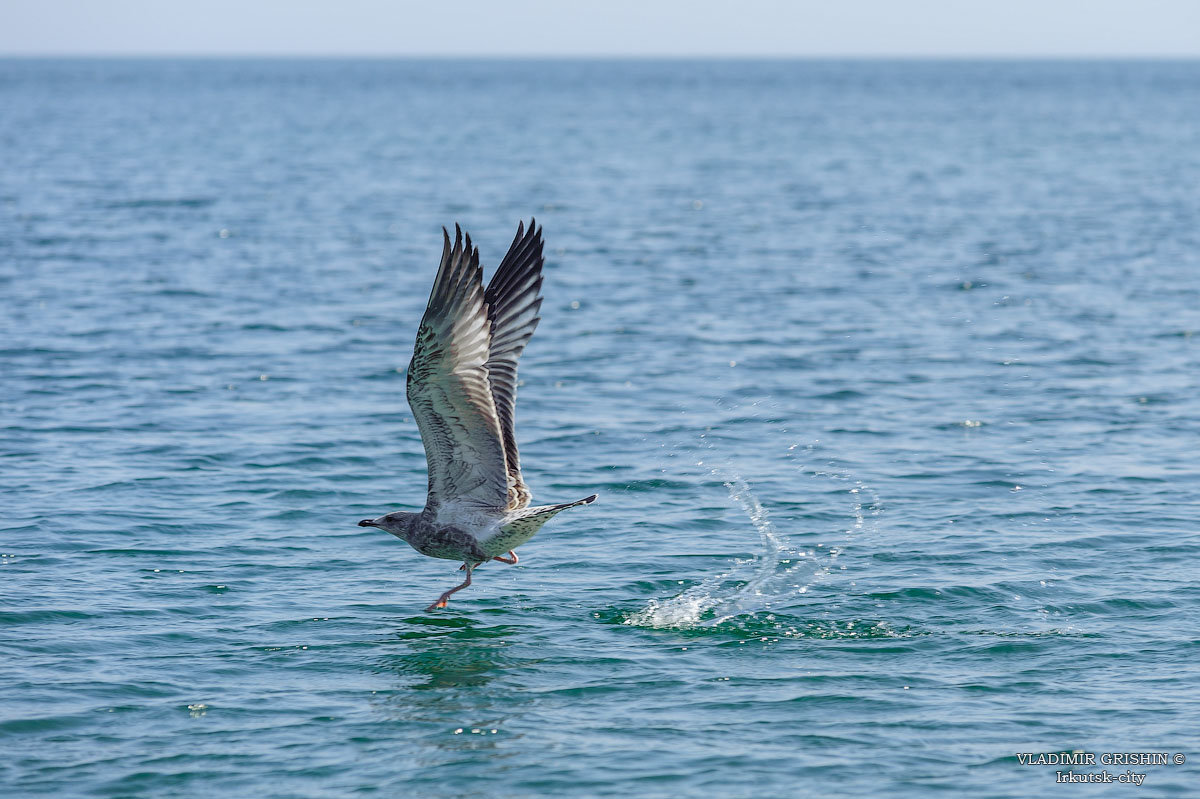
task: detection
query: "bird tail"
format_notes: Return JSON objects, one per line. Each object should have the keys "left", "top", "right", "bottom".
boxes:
{"left": 550, "top": 494, "right": 598, "bottom": 512}
{"left": 519, "top": 493, "right": 598, "bottom": 521}
{"left": 497, "top": 494, "right": 598, "bottom": 540}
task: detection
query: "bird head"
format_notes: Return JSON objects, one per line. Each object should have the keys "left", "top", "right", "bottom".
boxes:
{"left": 357, "top": 512, "right": 414, "bottom": 540}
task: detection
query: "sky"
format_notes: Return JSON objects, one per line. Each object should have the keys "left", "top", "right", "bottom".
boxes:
{"left": 1, "top": 0, "right": 1198, "bottom": 58}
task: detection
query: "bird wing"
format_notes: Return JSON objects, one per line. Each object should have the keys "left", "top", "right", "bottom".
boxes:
{"left": 484, "top": 219, "right": 545, "bottom": 510}
{"left": 406, "top": 226, "right": 510, "bottom": 516}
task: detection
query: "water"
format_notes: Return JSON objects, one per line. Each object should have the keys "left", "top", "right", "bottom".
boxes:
{"left": 2, "top": 59, "right": 1199, "bottom": 798}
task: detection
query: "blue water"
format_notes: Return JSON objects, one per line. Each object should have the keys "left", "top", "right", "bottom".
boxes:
{"left": 3, "top": 59, "right": 1200, "bottom": 798}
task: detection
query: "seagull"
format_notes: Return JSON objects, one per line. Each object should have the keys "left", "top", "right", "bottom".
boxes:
{"left": 358, "top": 220, "right": 597, "bottom": 611}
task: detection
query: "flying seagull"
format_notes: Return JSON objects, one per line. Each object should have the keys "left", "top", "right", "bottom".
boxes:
{"left": 358, "top": 220, "right": 597, "bottom": 611}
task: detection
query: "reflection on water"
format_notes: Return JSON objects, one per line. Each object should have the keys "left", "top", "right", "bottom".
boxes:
{"left": 368, "top": 615, "right": 537, "bottom": 766}
{"left": 376, "top": 616, "right": 526, "bottom": 690}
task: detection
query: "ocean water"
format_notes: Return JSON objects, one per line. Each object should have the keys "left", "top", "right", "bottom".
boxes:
{"left": 2, "top": 59, "right": 1200, "bottom": 798}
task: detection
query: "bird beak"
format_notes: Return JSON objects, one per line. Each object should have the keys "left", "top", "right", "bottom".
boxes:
{"left": 358, "top": 519, "right": 377, "bottom": 527}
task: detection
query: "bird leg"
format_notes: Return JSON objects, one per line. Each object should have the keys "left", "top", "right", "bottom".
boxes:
{"left": 459, "top": 551, "right": 518, "bottom": 569}
{"left": 426, "top": 564, "right": 472, "bottom": 611}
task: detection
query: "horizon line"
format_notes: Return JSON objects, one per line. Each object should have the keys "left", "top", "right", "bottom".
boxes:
{"left": 3, "top": 52, "right": 1200, "bottom": 61}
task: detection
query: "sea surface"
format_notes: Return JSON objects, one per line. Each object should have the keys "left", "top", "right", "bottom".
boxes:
{"left": 2, "top": 59, "right": 1200, "bottom": 798}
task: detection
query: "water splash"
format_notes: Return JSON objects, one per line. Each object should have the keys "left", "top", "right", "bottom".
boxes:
{"left": 625, "top": 474, "right": 822, "bottom": 629}
{"left": 624, "top": 429, "right": 882, "bottom": 630}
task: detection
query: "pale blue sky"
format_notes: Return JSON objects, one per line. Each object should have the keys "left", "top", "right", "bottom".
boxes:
{"left": 1, "top": 0, "right": 1198, "bottom": 57}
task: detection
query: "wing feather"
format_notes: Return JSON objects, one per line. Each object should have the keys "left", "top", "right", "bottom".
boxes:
{"left": 406, "top": 226, "right": 509, "bottom": 513}
{"left": 484, "top": 219, "right": 545, "bottom": 510}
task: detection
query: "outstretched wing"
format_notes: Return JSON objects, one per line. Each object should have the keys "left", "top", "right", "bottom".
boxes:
{"left": 484, "top": 219, "right": 545, "bottom": 510}
{"left": 406, "top": 226, "right": 509, "bottom": 514}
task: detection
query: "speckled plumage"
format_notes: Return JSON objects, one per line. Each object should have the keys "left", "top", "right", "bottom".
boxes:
{"left": 358, "top": 220, "right": 598, "bottom": 610}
